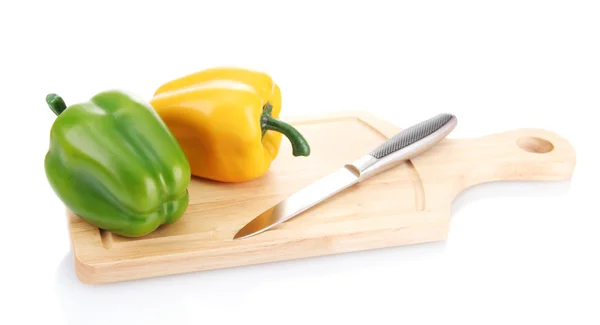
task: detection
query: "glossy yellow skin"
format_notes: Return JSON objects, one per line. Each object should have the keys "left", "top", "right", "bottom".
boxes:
{"left": 149, "top": 67, "right": 284, "bottom": 182}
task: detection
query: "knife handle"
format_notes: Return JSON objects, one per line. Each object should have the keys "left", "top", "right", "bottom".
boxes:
{"left": 347, "top": 113, "right": 458, "bottom": 182}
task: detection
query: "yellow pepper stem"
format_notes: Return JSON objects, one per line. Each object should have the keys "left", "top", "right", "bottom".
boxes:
{"left": 261, "top": 103, "right": 310, "bottom": 157}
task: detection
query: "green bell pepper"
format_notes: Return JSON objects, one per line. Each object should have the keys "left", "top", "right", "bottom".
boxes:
{"left": 44, "top": 90, "right": 191, "bottom": 237}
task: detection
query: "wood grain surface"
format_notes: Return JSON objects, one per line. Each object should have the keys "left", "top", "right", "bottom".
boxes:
{"left": 66, "top": 111, "right": 576, "bottom": 284}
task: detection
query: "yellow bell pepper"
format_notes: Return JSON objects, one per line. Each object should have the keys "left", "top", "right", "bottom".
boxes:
{"left": 149, "top": 67, "right": 310, "bottom": 183}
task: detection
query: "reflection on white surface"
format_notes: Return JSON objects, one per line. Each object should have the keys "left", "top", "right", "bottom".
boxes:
{"left": 451, "top": 179, "right": 574, "bottom": 216}
{"left": 52, "top": 177, "right": 586, "bottom": 325}
{"left": 54, "top": 237, "right": 448, "bottom": 324}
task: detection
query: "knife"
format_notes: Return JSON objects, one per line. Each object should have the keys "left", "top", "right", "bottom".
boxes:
{"left": 233, "top": 113, "right": 458, "bottom": 240}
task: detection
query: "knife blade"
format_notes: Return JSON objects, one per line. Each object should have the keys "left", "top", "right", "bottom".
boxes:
{"left": 233, "top": 113, "right": 458, "bottom": 240}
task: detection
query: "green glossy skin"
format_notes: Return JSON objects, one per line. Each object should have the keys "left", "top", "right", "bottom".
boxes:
{"left": 45, "top": 90, "right": 191, "bottom": 237}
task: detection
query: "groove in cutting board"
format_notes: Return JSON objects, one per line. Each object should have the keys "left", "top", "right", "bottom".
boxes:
{"left": 351, "top": 114, "right": 427, "bottom": 212}
{"left": 99, "top": 229, "right": 112, "bottom": 249}
{"left": 408, "top": 160, "right": 426, "bottom": 211}
{"left": 65, "top": 110, "right": 576, "bottom": 284}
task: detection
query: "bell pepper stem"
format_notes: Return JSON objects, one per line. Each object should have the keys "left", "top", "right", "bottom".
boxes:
{"left": 46, "top": 93, "right": 67, "bottom": 116}
{"left": 261, "top": 103, "right": 310, "bottom": 157}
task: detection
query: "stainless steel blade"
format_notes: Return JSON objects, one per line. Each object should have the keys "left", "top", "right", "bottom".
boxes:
{"left": 233, "top": 167, "right": 359, "bottom": 240}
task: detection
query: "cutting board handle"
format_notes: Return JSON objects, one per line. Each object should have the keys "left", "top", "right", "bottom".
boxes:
{"left": 411, "top": 127, "right": 576, "bottom": 200}
{"left": 453, "top": 128, "right": 576, "bottom": 192}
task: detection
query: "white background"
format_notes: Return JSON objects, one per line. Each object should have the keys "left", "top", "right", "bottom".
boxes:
{"left": 1, "top": 1, "right": 599, "bottom": 324}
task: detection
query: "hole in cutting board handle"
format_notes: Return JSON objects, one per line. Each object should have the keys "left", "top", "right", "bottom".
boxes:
{"left": 516, "top": 136, "right": 554, "bottom": 154}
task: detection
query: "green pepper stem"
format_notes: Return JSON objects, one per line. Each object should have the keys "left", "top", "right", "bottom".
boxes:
{"left": 261, "top": 103, "right": 310, "bottom": 157}
{"left": 46, "top": 93, "right": 67, "bottom": 116}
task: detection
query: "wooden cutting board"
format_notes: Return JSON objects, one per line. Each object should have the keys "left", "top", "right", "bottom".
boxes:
{"left": 66, "top": 111, "right": 576, "bottom": 284}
